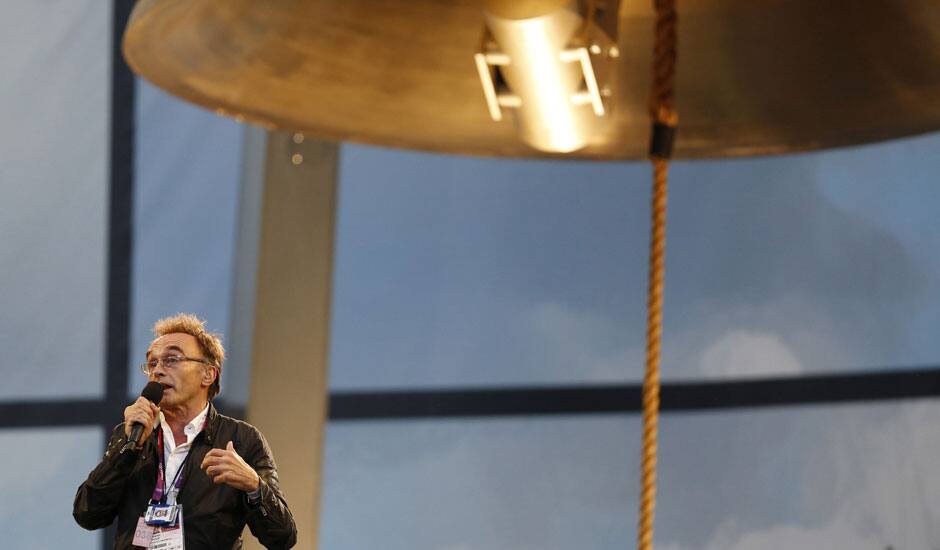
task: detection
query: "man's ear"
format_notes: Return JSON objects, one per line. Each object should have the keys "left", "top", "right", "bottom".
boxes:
{"left": 202, "top": 366, "right": 218, "bottom": 387}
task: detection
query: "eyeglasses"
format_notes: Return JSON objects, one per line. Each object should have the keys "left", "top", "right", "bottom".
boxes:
{"left": 140, "top": 355, "right": 216, "bottom": 375}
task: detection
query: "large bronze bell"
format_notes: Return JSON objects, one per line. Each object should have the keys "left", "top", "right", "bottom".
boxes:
{"left": 123, "top": 0, "right": 940, "bottom": 158}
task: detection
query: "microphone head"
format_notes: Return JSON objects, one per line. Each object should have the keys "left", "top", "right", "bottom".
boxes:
{"left": 141, "top": 381, "right": 164, "bottom": 405}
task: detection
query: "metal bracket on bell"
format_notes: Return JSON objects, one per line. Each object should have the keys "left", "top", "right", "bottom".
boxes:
{"left": 473, "top": 52, "right": 520, "bottom": 122}
{"left": 560, "top": 46, "right": 606, "bottom": 116}
{"left": 473, "top": 2, "right": 617, "bottom": 152}
{"left": 474, "top": 45, "right": 608, "bottom": 123}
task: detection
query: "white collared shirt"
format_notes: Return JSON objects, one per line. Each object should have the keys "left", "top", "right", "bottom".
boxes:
{"left": 158, "top": 403, "right": 209, "bottom": 503}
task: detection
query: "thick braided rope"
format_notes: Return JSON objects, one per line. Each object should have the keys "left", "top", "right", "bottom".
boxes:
{"left": 638, "top": 159, "right": 668, "bottom": 550}
{"left": 650, "top": 1, "right": 678, "bottom": 126}
{"left": 638, "top": 0, "right": 677, "bottom": 549}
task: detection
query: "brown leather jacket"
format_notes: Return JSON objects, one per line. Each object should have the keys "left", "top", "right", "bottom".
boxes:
{"left": 73, "top": 403, "right": 296, "bottom": 549}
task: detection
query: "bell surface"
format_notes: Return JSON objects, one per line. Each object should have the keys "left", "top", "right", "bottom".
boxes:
{"left": 123, "top": 0, "right": 940, "bottom": 159}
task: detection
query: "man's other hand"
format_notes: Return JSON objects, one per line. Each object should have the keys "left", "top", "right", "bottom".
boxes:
{"left": 200, "top": 441, "right": 261, "bottom": 493}
{"left": 123, "top": 397, "right": 160, "bottom": 440}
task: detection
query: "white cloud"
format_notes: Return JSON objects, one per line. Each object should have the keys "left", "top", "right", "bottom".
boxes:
{"left": 520, "top": 299, "right": 824, "bottom": 382}
{"left": 322, "top": 416, "right": 637, "bottom": 550}
{"left": 521, "top": 302, "right": 644, "bottom": 382}
{"left": 699, "top": 329, "right": 803, "bottom": 378}
{"left": 706, "top": 518, "right": 876, "bottom": 550}
{"left": 525, "top": 302, "right": 617, "bottom": 362}
{"left": 659, "top": 401, "right": 940, "bottom": 550}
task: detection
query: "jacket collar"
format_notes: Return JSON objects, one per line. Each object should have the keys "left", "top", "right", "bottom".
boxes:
{"left": 145, "top": 400, "right": 222, "bottom": 450}
{"left": 203, "top": 400, "right": 221, "bottom": 445}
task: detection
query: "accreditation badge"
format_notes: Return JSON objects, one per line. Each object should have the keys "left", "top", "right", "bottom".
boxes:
{"left": 144, "top": 502, "right": 180, "bottom": 526}
{"left": 132, "top": 517, "right": 155, "bottom": 547}
{"left": 149, "top": 506, "right": 184, "bottom": 550}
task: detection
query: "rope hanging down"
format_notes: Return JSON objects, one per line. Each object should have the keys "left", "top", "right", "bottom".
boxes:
{"left": 638, "top": 0, "right": 677, "bottom": 549}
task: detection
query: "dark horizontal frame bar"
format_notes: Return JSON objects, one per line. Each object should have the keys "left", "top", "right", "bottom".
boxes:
{"left": 0, "top": 399, "right": 245, "bottom": 430}
{"left": 329, "top": 366, "right": 940, "bottom": 420}
{"left": 0, "top": 400, "right": 124, "bottom": 429}
{"left": 3, "top": 368, "right": 939, "bottom": 428}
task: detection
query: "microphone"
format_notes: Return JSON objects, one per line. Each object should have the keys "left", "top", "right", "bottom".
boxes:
{"left": 123, "top": 381, "right": 164, "bottom": 452}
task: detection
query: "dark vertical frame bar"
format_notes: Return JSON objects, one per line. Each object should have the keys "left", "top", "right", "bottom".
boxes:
{"left": 106, "top": 0, "right": 134, "bottom": 406}
{"left": 102, "top": 1, "right": 135, "bottom": 547}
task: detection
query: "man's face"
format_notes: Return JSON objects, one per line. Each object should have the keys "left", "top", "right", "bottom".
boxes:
{"left": 145, "top": 332, "right": 215, "bottom": 409}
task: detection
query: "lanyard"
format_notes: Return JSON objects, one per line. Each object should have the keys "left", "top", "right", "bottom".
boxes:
{"left": 150, "top": 428, "right": 193, "bottom": 504}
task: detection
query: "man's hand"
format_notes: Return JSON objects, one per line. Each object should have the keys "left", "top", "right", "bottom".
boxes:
{"left": 200, "top": 441, "right": 261, "bottom": 493}
{"left": 123, "top": 397, "right": 160, "bottom": 440}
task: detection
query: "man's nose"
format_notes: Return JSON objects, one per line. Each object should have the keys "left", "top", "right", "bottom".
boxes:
{"left": 149, "top": 363, "right": 168, "bottom": 378}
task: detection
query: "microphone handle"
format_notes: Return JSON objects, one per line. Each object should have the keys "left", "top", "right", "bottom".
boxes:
{"left": 122, "top": 421, "right": 148, "bottom": 453}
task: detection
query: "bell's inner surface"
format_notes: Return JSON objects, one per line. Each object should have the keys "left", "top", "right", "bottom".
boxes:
{"left": 123, "top": 0, "right": 940, "bottom": 159}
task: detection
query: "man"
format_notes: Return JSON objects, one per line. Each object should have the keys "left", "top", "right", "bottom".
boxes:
{"left": 74, "top": 314, "right": 297, "bottom": 549}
